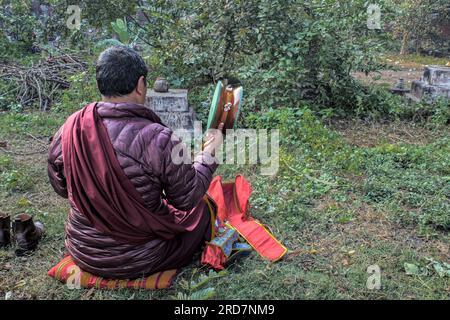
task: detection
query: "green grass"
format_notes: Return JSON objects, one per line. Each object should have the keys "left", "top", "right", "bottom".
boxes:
{"left": 383, "top": 54, "right": 450, "bottom": 67}
{"left": 0, "top": 104, "right": 448, "bottom": 300}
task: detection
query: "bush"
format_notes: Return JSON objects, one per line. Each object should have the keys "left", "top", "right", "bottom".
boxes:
{"left": 136, "top": 0, "right": 391, "bottom": 114}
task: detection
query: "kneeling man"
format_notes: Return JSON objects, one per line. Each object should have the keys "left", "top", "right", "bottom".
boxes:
{"left": 48, "top": 46, "right": 221, "bottom": 279}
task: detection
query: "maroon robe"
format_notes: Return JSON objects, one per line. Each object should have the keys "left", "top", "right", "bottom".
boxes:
{"left": 48, "top": 102, "right": 218, "bottom": 278}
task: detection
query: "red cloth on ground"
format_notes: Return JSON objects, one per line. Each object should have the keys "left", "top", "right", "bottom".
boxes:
{"left": 202, "top": 175, "right": 287, "bottom": 268}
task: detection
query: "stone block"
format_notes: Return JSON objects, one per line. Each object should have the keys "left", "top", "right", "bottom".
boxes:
{"left": 145, "top": 89, "right": 196, "bottom": 132}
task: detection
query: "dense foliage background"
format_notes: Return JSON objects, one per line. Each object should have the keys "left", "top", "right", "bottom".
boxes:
{"left": 1, "top": 0, "right": 449, "bottom": 120}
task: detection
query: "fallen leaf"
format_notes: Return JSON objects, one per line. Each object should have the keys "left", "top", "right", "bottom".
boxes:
{"left": 17, "top": 197, "right": 31, "bottom": 207}
{"left": 14, "top": 280, "right": 26, "bottom": 288}
{"left": 5, "top": 291, "right": 12, "bottom": 300}
{"left": 404, "top": 263, "right": 420, "bottom": 276}
{"left": 433, "top": 263, "right": 446, "bottom": 277}
{"left": 84, "top": 287, "right": 95, "bottom": 299}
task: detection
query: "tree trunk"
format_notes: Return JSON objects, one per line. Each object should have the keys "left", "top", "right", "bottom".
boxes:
{"left": 400, "top": 31, "right": 410, "bottom": 55}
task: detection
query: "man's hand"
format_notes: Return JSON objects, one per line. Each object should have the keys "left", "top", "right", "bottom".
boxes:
{"left": 203, "top": 123, "right": 224, "bottom": 156}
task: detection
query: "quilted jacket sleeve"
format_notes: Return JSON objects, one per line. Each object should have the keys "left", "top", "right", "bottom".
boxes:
{"left": 152, "top": 127, "right": 219, "bottom": 212}
{"left": 47, "top": 126, "right": 68, "bottom": 198}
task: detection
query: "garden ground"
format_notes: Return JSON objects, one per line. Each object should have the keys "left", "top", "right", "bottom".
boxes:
{"left": 0, "top": 108, "right": 448, "bottom": 299}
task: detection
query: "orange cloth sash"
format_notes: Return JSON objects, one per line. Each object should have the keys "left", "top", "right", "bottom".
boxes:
{"left": 206, "top": 175, "right": 287, "bottom": 262}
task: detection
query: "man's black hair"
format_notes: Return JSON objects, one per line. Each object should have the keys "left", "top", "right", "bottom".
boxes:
{"left": 96, "top": 45, "right": 148, "bottom": 97}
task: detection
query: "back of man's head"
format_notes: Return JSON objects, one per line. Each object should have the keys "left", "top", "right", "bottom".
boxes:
{"left": 96, "top": 45, "right": 148, "bottom": 97}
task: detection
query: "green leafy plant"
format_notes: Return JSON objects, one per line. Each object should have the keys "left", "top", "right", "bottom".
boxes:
{"left": 405, "top": 258, "right": 450, "bottom": 277}
{"left": 111, "top": 18, "right": 131, "bottom": 44}
{"left": 172, "top": 269, "right": 227, "bottom": 300}
{"left": 0, "top": 170, "right": 34, "bottom": 192}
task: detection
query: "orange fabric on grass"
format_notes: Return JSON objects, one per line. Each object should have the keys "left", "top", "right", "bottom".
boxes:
{"left": 48, "top": 256, "right": 176, "bottom": 290}
{"left": 206, "top": 175, "right": 287, "bottom": 262}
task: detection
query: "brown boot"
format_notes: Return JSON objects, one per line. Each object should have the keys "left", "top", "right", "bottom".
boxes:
{"left": 0, "top": 213, "right": 11, "bottom": 248}
{"left": 13, "top": 214, "right": 44, "bottom": 255}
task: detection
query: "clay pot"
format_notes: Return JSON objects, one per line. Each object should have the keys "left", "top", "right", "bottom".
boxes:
{"left": 153, "top": 78, "right": 169, "bottom": 92}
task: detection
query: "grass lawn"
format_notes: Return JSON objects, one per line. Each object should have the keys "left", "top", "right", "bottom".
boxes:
{"left": 382, "top": 54, "right": 450, "bottom": 69}
{"left": 0, "top": 105, "right": 448, "bottom": 300}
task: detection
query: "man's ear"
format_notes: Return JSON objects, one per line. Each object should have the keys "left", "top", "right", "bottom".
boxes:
{"left": 135, "top": 76, "right": 147, "bottom": 96}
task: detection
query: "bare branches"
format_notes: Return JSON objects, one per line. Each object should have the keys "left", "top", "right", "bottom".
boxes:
{"left": 0, "top": 55, "right": 86, "bottom": 111}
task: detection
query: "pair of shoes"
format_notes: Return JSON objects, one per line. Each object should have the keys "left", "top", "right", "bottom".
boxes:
{"left": 0, "top": 213, "right": 44, "bottom": 255}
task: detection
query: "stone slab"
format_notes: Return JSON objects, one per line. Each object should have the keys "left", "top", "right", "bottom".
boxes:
{"left": 146, "top": 89, "right": 188, "bottom": 112}
{"left": 423, "top": 66, "right": 450, "bottom": 86}
{"left": 145, "top": 89, "right": 196, "bottom": 132}
{"left": 409, "top": 65, "right": 450, "bottom": 103}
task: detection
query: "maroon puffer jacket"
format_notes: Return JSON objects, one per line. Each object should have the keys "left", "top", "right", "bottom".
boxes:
{"left": 48, "top": 102, "right": 218, "bottom": 279}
